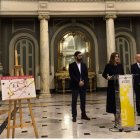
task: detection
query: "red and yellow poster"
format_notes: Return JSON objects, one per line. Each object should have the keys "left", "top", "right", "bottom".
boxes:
{"left": 1, "top": 76, "right": 36, "bottom": 100}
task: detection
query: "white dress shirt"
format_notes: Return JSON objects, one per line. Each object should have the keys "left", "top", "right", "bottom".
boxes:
{"left": 76, "top": 62, "right": 81, "bottom": 74}
{"left": 137, "top": 63, "right": 140, "bottom": 69}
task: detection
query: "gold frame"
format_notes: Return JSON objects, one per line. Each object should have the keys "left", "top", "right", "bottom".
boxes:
{"left": 55, "top": 31, "right": 96, "bottom": 93}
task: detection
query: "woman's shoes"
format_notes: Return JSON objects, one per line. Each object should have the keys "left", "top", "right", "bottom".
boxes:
{"left": 109, "top": 124, "right": 123, "bottom": 132}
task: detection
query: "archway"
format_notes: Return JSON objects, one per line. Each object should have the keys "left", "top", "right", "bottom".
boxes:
{"left": 116, "top": 32, "right": 136, "bottom": 74}
{"left": 9, "top": 32, "right": 39, "bottom": 89}
{"left": 50, "top": 23, "right": 99, "bottom": 90}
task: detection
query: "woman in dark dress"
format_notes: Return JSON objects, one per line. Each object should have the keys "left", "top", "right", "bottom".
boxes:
{"left": 102, "top": 52, "right": 124, "bottom": 128}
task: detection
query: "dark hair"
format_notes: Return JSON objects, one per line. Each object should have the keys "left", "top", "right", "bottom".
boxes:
{"left": 74, "top": 51, "right": 81, "bottom": 57}
{"left": 109, "top": 52, "right": 119, "bottom": 65}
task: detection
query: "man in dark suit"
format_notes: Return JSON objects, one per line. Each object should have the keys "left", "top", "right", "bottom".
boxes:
{"left": 131, "top": 54, "right": 140, "bottom": 116}
{"left": 69, "top": 51, "right": 90, "bottom": 122}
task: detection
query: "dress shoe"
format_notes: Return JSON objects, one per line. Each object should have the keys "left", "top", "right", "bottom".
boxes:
{"left": 72, "top": 117, "right": 76, "bottom": 122}
{"left": 81, "top": 115, "right": 90, "bottom": 120}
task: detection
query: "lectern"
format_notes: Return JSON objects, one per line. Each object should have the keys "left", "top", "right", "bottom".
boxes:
{"left": 111, "top": 74, "right": 136, "bottom": 131}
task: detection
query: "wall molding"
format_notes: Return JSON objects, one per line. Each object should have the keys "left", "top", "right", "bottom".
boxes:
{"left": 1, "top": 0, "right": 140, "bottom": 2}
{"left": 1, "top": 0, "right": 140, "bottom": 16}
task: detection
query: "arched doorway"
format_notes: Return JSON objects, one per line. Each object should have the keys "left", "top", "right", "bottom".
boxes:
{"left": 50, "top": 23, "right": 99, "bottom": 90}
{"left": 50, "top": 22, "right": 99, "bottom": 91}
{"left": 116, "top": 32, "right": 136, "bottom": 74}
{"left": 9, "top": 33, "right": 39, "bottom": 89}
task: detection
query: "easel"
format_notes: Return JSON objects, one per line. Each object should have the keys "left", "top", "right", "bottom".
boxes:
{"left": 6, "top": 50, "right": 39, "bottom": 138}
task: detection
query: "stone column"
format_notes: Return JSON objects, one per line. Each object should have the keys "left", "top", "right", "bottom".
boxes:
{"left": 38, "top": 14, "right": 51, "bottom": 96}
{"left": 105, "top": 14, "right": 117, "bottom": 61}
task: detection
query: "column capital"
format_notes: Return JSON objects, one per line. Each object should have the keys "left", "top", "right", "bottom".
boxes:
{"left": 105, "top": 14, "right": 117, "bottom": 20}
{"left": 38, "top": 14, "right": 50, "bottom": 20}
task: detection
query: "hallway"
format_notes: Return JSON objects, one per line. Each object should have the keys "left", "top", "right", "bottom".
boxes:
{"left": 0, "top": 92, "right": 140, "bottom": 138}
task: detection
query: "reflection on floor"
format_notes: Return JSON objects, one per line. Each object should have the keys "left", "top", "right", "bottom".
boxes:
{"left": 0, "top": 92, "right": 140, "bottom": 138}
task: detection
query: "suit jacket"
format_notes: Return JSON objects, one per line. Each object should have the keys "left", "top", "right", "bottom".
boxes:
{"left": 69, "top": 61, "right": 88, "bottom": 90}
{"left": 131, "top": 63, "right": 140, "bottom": 90}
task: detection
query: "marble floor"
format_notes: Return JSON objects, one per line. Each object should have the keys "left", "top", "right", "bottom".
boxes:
{"left": 0, "top": 91, "right": 140, "bottom": 138}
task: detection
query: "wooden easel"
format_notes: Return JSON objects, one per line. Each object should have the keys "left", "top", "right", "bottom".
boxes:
{"left": 6, "top": 50, "right": 39, "bottom": 138}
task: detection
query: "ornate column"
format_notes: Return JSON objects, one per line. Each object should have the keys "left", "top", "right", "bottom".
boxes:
{"left": 105, "top": 14, "right": 117, "bottom": 61}
{"left": 38, "top": 14, "right": 51, "bottom": 96}
{"left": 62, "top": 55, "right": 66, "bottom": 68}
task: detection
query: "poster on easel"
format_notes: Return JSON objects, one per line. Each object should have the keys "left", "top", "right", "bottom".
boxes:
{"left": 1, "top": 76, "right": 36, "bottom": 100}
{"left": 119, "top": 75, "right": 136, "bottom": 127}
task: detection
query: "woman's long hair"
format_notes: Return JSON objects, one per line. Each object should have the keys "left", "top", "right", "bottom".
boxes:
{"left": 109, "top": 52, "right": 120, "bottom": 65}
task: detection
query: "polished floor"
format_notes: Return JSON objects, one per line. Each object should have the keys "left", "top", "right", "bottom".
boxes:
{"left": 0, "top": 91, "right": 140, "bottom": 138}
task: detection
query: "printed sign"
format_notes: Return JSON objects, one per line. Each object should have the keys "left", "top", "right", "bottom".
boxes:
{"left": 119, "top": 75, "right": 135, "bottom": 127}
{"left": 1, "top": 76, "right": 36, "bottom": 100}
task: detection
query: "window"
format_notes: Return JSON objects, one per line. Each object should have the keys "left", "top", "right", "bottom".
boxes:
{"left": 15, "top": 38, "right": 34, "bottom": 75}
{"left": 116, "top": 37, "right": 131, "bottom": 74}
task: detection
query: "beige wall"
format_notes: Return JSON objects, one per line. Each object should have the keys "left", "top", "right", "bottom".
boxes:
{"left": 0, "top": 0, "right": 140, "bottom": 17}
